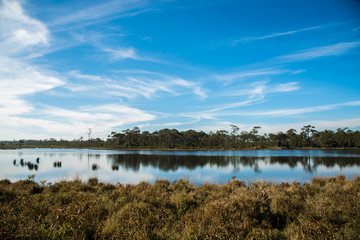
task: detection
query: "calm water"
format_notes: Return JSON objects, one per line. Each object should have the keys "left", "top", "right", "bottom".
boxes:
{"left": 1, "top": 148, "right": 360, "bottom": 185}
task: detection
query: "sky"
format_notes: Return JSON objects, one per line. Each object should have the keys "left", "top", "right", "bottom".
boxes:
{"left": 0, "top": 0, "right": 360, "bottom": 140}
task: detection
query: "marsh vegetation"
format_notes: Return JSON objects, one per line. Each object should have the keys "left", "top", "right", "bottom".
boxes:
{"left": 0, "top": 175, "right": 359, "bottom": 239}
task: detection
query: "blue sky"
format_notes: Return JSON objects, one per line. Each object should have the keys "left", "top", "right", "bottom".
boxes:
{"left": 0, "top": 0, "right": 359, "bottom": 140}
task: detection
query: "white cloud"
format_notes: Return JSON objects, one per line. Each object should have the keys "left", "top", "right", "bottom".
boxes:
{"left": 113, "top": 48, "right": 138, "bottom": 60}
{"left": 82, "top": 104, "right": 155, "bottom": 123}
{"left": 42, "top": 107, "right": 113, "bottom": 122}
{"left": 13, "top": 28, "right": 48, "bottom": 46}
{"left": 0, "top": 0, "right": 59, "bottom": 112}
{"left": 278, "top": 42, "right": 360, "bottom": 62}
{"left": 51, "top": 0, "right": 147, "bottom": 27}
{"left": 190, "top": 117, "right": 360, "bottom": 135}
{"left": 175, "top": 100, "right": 360, "bottom": 134}
{"left": 0, "top": 103, "right": 156, "bottom": 140}
{"left": 0, "top": 1, "right": 157, "bottom": 140}
{"left": 103, "top": 47, "right": 141, "bottom": 61}
{"left": 253, "top": 117, "right": 360, "bottom": 134}
{"left": 233, "top": 25, "right": 320, "bottom": 45}
{"left": 100, "top": 45, "right": 164, "bottom": 63}
{"left": 262, "top": 100, "right": 360, "bottom": 117}
{"left": 181, "top": 97, "right": 262, "bottom": 122}
{"left": 106, "top": 79, "right": 172, "bottom": 99}
{"left": 223, "top": 81, "right": 299, "bottom": 97}
{"left": 171, "top": 78, "right": 207, "bottom": 99}
{"left": 214, "top": 100, "right": 360, "bottom": 117}
{"left": 0, "top": 0, "right": 49, "bottom": 52}
{"left": 215, "top": 68, "right": 290, "bottom": 82}
{"left": 179, "top": 88, "right": 359, "bottom": 126}
{"left": 207, "top": 81, "right": 300, "bottom": 113}
{"left": 0, "top": 1, "right": 66, "bottom": 140}
{"left": 311, "top": 118, "right": 360, "bottom": 130}
{"left": 272, "top": 82, "right": 300, "bottom": 92}
{"left": 45, "top": 1, "right": 156, "bottom": 62}
{"left": 68, "top": 70, "right": 206, "bottom": 100}
{"left": 209, "top": 99, "right": 262, "bottom": 114}
{"left": 68, "top": 70, "right": 107, "bottom": 81}
{"left": 0, "top": 56, "right": 65, "bottom": 116}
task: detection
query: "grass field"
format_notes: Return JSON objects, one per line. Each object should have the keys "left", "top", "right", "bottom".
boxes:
{"left": 1, "top": 175, "right": 359, "bottom": 239}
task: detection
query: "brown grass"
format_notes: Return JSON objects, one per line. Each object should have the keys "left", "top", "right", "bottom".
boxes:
{"left": 0, "top": 175, "right": 359, "bottom": 239}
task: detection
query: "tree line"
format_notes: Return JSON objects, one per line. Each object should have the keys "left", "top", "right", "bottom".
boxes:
{"left": 1, "top": 125, "right": 360, "bottom": 149}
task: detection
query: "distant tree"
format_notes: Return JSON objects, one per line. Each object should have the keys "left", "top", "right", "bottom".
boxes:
{"left": 240, "top": 131, "right": 250, "bottom": 143}
{"left": 301, "top": 125, "right": 316, "bottom": 146}
{"left": 319, "top": 129, "right": 335, "bottom": 148}
{"left": 14, "top": 126, "right": 360, "bottom": 150}
{"left": 18, "top": 140, "right": 25, "bottom": 146}
{"left": 230, "top": 125, "right": 239, "bottom": 135}
{"left": 250, "top": 126, "right": 261, "bottom": 143}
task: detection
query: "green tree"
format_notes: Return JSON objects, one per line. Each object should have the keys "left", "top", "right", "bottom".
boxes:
{"left": 301, "top": 125, "right": 316, "bottom": 147}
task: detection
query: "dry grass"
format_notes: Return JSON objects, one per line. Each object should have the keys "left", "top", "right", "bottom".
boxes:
{"left": 0, "top": 175, "right": 359, "bottom": 239}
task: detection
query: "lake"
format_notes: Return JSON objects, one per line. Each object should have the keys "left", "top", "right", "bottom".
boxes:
{"left": 1, "top": 148, "right": 360, "bottom": 185}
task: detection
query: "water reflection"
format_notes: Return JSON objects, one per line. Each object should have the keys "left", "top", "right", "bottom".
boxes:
{"left": 1, "top": 149, "right": 360, "bottom": 185}
{"left": 111, "top": 164, "right": 119, "bottom": 171}
{"left": 53, "top": 161, "right": 62, "bottom": 168}
{"left": 92, "top": 164, "right": 99, "bottom": 171}
{"left": 13, "top": 157, "right": 40, "bottom": 171}
{"left": 106, "top": 154, "right": 360, "bottom": 174}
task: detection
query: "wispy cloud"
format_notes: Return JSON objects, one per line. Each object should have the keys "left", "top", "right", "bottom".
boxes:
{"left": 277, "top": 42, "right": 360, "bottom": 62}
{"left": 104, "top": 47, "right": 140, "bottom": 61}
{"left": 311, "top": 117, "right": 360, "bottom": 130}
{"left": 68, "top": 70, "right": 107, "bottom": 82}
{"left": 273, "top": 82, "right": 300, "bottom": 92}
{"left": 42, "top": 0, "right": 156, "bottom": 61}
{"left": 217, "top": 100, "right": 360, "bottom": 117}
{"left": 232, "top": 25, "right": 320, "bottom": 45}
{"left": 253, "top": 117, "right": 360, "bottom": 134}
{"left": 0, "top": 101, "right": 157, "bottom": 140}
{"left": 231, "top": 22, "right": 348, "bottom": 46}
{"left": 216, "top": 68, "right": 286, "bottom": 82}
{"left": 99, "top": 44, "right": 168, "bottom": 63}
{"left": 51, "top": 0, "right": 148, "bottom": 28}
{"left": 187, "top": 116, "right": 360, "bottom": 135}
{"left": 222, "top": 81, "right": 300, "bottom": 97}
{"left": 171, "top": 78, "right": 207, "bottom": 99}
{"left": 68, "top": 70, "right": 207, "bottom": 100}
{"left": 45, "top": 104, "right": 155, "bottom": 128}
{"left": 0, "top": 0, "right": 63, "bottom": 120}
{"left": 181, "top": 81, "right": 300, "bottom": 122}
{"left": 0, "top": 0, "right": 49, "bottom": 54}
{"left": 0, "top": 55, "right": 65, "bottom": 116}
{"left": 0, "top": 0, "right": 158, "bottom": 140}
{"left": 215, "top": 68, "right": 303, "bottom": 84}
{"left": 101, "top": 46, "right": 157, "bottom": 62}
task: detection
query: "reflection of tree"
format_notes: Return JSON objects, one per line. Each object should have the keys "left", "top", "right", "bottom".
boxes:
{"left": 269, "top": 156, "right": 317, "bottom": 173}
{"left": 270, "top": 156, "right": 360, "bottom": 173}
{"left": 229, "top": 156, "right": 266, "bottom": 172}
{"left": 106, "top": 154, "right": 360, "bottom": 174}
{"left": 107, "top": 154, "right": 229, "bottom": 172}
{"left": 311, "top": 157, "right": 360, "bottom": 169}
{"left": 303, "top": 157, "right": 315, "bottom": 173}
